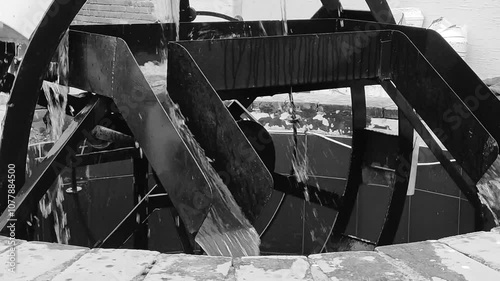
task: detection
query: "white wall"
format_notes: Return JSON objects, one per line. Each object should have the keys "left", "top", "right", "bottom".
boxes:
{"left": 191, "top": 0, "right": 249, "bottom": 22}
{"left": 340, "top": 0, "right": 500, "bottom": 80}
{"left": 241, "top": 0, "right": 321, "bottom": 20}
{"left": 393, "top": 0, "right": 500, "bottom": 79}
{"left": 190, "top": 0, "right": 322, "bottom": 21}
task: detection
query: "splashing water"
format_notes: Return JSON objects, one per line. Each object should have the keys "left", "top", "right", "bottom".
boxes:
{"left": 280, "top": 0, "right": 302, "bottom": 184}
{"left": 270, "top": 0, "right": 335, "bottom": 253}
{"left": 290, "top": 129, "right": 310, "bottom": 184}
{"left": 139, "top": 1, "right": 260, "bottom": 256}
{"left": 41, "top": 82, "right": 67, "bottom": 140}
{"left": 170, "top": 0, "right": 180, "bottom": 41}
{"left": 154, "top": 0, "right": 181, "bottom": 93}
{"left": 39, "top": 175, "right": 70, "bottom": 244}
{"left": 38, "top": 30, "right": 70, "bottom": 244}
{"left": 42, "top": 30, "right": 69, "bottom": 140}
{"left": 278, "top": 0, "right": 333, "bottom": 250}
{"left": 58, "top": 30, "right": 70, "bottom": 100}
{"left": 279, "top": 0, "right": 288, "bottom": 35}
{"left": 279, "top": 0, "right": 306, "bottom": 185}
{"left": 137, "top": 64, "right": 261, "bottom": 256}
{"left": 155, "top": 0, "right": 180, "bottom": 39}
{"left": 287, "top": 131, "right": 338, "bottom": 254}
{"left": 166, "top": 100, "right": 260, "bottom": 256}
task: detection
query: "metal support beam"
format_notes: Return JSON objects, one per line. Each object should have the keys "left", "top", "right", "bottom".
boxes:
{"left": 330, "top": 83, "right": 367, "bottom": 240}
{"left": 168, "top": 42, "right": 274, "bottom": 223}
{"left": 0, "top": 96, "right": 106, "bottom": 236}
{"left": 377, "top": 112, "right": 413, "bottom": 245}
{"left": 66, "top": 26, "right": 499, "bottom": 240}
{"left": 389, "top": 31, "right": 497, "bottom": 183}
{"left": 96, "top": 184, "right": 160, "bottom": 249}
{"left": 0, "top": 0, "right": 87, "bottom": 212}
{"left": 74, "top": 147, "right": 136, "bottom": 167}
{"left": 272, "top": 174, "right": 342, "bottom": 211}
{"left": 381, "top": 80, "right": 484, "bottom": 230}
{"left": 364, "top": 0, "right": 395, "bottom": 24}
{"left": 69, "top": 31, "right": 214, "bottom": 234}
{"left": 175, "top": 32, "right": 383, "bottom": 97}
{"left": 132, "top": 149, "right": 149, "bottom": 250}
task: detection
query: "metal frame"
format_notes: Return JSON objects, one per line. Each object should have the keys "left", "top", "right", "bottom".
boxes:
{"left": 0, "top": 96, "right": 107, "bottom": 237}
{"left": 0, "top": 0, "right": 87, "bottom": 212}
{"left": 66, "top": 28, "right": 495, "bottom": 247}
{"left": 1, "top": 0, "right": 497, "bottom": 253}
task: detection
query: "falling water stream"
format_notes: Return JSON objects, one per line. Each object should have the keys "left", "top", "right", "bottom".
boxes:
{"left": 279, "top": 0, "right": 289, "bottom": 36}
{"left": 38, "top": 30, "right": 70, "bottom": 244}
{"left": 138, "top": 0, "right": 260, "bottom": 256}
{"left": 279, "top": 0, "right": 336, "bottom": 253}
{"left": 279, "top": 0, "right": 309, "bottom": 186}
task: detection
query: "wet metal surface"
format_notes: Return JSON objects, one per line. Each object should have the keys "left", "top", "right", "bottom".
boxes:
{"left": 68, "top": 31, "right": 213, "bottom": 234}
{"left": 168, "top": 42, "right": 273, "bottom": 223}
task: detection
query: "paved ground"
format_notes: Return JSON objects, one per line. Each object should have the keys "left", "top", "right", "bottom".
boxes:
{"left": 0, "top": 227, "right": 499, "bottom": 280}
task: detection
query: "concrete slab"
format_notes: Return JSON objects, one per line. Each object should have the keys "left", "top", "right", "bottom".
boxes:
{"left": 52, "top": 248, "right": 160, "bottom": 281}
{"left": 233, "top": 255, "right": 313, "bottom": 281}
{"left": 2, "top": 233, "right": 500, "bottom": 280}
{"left": 0, "top": 235, "right": 25, "bottom": 254}
{"left": 308, "top": 251, "right": 426, "bottom": 280}
{"left": 144, "top": 254, "right": 233, "bottom": 281}
{"left": 492, "top": 227, "right": 500, "bottom": 234}
{"left": 0, "top": 241, "right": 88, "bottom": 280}
{"left": 440, "top": 231, "right": 500, "bottom": 271}
{"left": 378, "top": 241, "right": 500, "bottom": 281}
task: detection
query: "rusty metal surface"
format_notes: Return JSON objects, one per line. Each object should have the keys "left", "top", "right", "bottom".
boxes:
{"left": 167, "top": 43, "right": 273, "bottom": 223}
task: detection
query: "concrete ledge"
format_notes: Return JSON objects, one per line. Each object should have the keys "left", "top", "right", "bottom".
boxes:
{"left": 0, "top": 235, "right": 25, "bottom": 254}
{"left": 233, "top": 256, "right": 313, "bottom": 281}
{"left": 377, "top": 240, "right": 500, "bottom": 281}
{"left": 0, "top": 241, "right": 88, "bottom": 281}
{"left": 309, "top": 251, "right": 425, "bottom": 280}
{"left": 51, "top": 248, "right": 160, "bottom": 281}
{"left": 440, "top": 231, "right": 500, "bottom": 271}
{"left": 1, "top": 231, "right": 500, "bottom": 280}
{"left": 144, "top": 254, "right": 232, "bottom": 281}
{"left": 492, "top": 226, "right": 500, "bottom": 234}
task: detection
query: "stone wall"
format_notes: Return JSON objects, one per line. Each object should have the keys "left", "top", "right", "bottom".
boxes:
{"left": 73, "top": 0, "right": 238, "bottom": 25}
{"left": 73, "top": 0, "right": 161, "bottom": 25}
